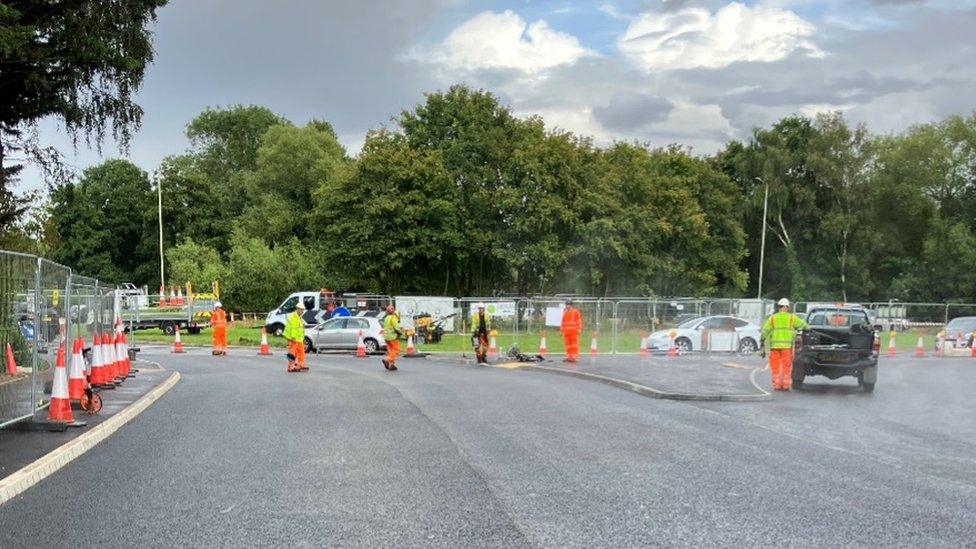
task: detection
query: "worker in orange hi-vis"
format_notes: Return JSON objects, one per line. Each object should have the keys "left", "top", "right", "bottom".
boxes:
{"left": 211, "top": 301, "right": 228, "bottom": 356}
{"left": 560, "top": 299, "right": 583, "bottom": 362}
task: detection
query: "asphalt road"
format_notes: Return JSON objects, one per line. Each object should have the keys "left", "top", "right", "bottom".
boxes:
{"left": 0, "top": 349, "right": 973, "bottom": 547}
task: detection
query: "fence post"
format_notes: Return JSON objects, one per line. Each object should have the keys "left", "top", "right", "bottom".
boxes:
{"left": 64, "top": 270, "right": 72, "bottom": 355}
{"left": 30, "top": 257, "right": 41, "bottom": 415}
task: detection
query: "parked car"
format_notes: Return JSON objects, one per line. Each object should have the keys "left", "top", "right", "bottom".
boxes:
{"left": 793, "top": 306, "right": 879, "bottom": 392}
{"left": 936, "top": 316, "right": 976, "bottom": 356}
{"left": 645, "top": 315, "right": 761, "bottom": 353}
{"left": 304, "top": 316, "right": 387, "bottom": 354}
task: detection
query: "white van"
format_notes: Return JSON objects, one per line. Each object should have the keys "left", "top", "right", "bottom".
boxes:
{"left": 264, "top": 292, "right": 387, "bottom": 336}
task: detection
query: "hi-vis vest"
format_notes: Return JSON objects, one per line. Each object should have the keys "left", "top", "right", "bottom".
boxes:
{"left": 762, "top": 312, "right": 808, "bottom": 349}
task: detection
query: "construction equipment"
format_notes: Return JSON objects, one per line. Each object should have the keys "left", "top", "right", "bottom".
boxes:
{"left": 413, "top": 313, "right": 455, "bottom": 344}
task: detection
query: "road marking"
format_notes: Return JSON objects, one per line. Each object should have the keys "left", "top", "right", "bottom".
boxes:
{"left": 492, "top": 362, "right": 523, "bottom": 369}
{"left": 0, "top": 370, "right": 181, "bottom": 507}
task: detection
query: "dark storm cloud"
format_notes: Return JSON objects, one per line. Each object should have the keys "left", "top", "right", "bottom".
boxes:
{"left": 592, "top": 93, "right": 674, "bottom": 131}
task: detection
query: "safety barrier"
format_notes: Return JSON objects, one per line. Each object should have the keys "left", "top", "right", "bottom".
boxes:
{"left": 0, "top": 253, "right": 121, "bottom": 429}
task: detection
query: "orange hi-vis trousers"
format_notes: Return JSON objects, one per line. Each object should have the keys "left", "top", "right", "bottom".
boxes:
{"left": 563, "top": 332, "right": 580, "bottom": 361}
{"left": 386, "top": 339, "right": 400, "bottom": 365}
{"left": 768, "top": 348, "right": 794, "bottom": 389}
{"left": 288, "top": 339, "right": 305, "bottom": 371}
{"left": 212, "top": 325, "right": 227, "bottom": 353}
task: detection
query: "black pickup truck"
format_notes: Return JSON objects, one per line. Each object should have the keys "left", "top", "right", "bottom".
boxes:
{"left": 792, "top": 306, "right": 880, "bottom": 392}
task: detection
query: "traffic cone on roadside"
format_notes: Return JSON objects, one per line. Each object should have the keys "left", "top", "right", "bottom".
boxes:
{"left": 114, "top": 331, "right": 129, "bottom": 377}
{"left": 970, "top": 337, "right": 976, "bottom": 358}
{"left": 589, "top": 332, "right": 598, "bottom": 356}
{"left": 159, "top": 286, "right": 167, "bottom": 307}
{"left": 68, "top": 338, "right": 86, "bottom": 400}
{"left": 640, "top": 333, "right": 649, "bottom": 356}
{"left": 667, "top": 334, "right": 678, "bottom": 358}
{"left": 538, "top": 332, "right": 548, "bottom": 356}
{"left": 356, "top": 330, "right": 366, "bottom": 358}
{"left": 172, "top": 327, "right": 184, "bottom": 354}
{"left": 5, "top": 343, "right": 16, "bottom": 375}
{"left": 121, "top": 332, "right": 133, "bottom": 377}
{"left": 89, "top": 334, "right": 105, "bottom": 386}
{"left": 258, "top": 328, "right": 271, "bottom": 355}
{"left": 47, "top": 343, "right": 73, "bottom": 423}
{"left": 406, "top": 334, "right": 416, "bottom": 355}
{"left": 886, "top": 332, "right": 897, "bottom": 358}
{"left": 103, "top": 332, "right": 119, "bottom": 381}
{"left": 915, "top": 335, "right": 925, "bottom": 358}
{"left": 488, "top": 334, "right": 498, "bottom": 356}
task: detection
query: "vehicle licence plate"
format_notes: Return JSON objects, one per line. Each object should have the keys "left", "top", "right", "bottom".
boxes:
{"left": 821, "top": 353, "right": 850, "bottom": 363}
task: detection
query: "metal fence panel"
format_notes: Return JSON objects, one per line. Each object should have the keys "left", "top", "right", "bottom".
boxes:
{"left": 0, "top": 253, "right": 43, "bottom": 428}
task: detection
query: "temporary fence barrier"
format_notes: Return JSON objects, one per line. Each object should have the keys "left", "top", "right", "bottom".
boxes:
{"left": 0, "top": 253, "right": 122, "bottom": 429}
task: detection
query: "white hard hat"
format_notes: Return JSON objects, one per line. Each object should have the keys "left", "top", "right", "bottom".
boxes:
{"left": 476, "top": 302, "right": 486, "bottom": 309}
{"left": 777, "top": 298, "right": 791, "bottom": 307}
{"left": 295, "top": 302, "right": 306, "bottom": 310}
{"left": 214, "top": 301, "right": 222, "bottom": 308}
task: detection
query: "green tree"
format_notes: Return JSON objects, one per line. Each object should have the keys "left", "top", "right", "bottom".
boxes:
{"left": 49, "top": 159, "right": 155, "bottom": 282}
{"left": 0, "top": 0, "right": 166, "bottom": 232}
{"left": 166, "top": 239, "right": 227, "bottom": 292}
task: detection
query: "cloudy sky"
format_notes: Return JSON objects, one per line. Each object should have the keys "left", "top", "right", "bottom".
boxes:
{"left": 27, "top": 0, "right": 976, "bottom": 188}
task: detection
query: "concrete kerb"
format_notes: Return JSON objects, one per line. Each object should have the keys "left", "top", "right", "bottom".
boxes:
{"left": 0, "top": 369, "right": 181, "bottom": 507}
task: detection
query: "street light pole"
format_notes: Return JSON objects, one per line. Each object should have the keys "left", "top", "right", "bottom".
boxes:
{"left": 757, "top": 177, "right": 769, "bottom": 300}
{"left": 157, "top": 178, "right": 164, "bottom": 288}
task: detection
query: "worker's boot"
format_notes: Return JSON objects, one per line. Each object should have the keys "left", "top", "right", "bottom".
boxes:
{"left": 382, "top": 358, "right": 391, "bottom": 370}
{"left": 389, "top": 363, "right": 397, "bottom": 371}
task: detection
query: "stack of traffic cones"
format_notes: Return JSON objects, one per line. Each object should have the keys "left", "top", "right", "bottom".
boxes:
{"left": 538, "top": 332, "right": 547, "bottom": 356}
{"left": 172, "top": 327, "right": 184, "bottom": 354}
{"left": 915, "top": 335, "right": 925, "bottom": 358}
{"left": 48, "top": 343, "right": 74, "bottom": 423}
{"left": 488, "top": 334, "right": 498, "bottom": 357}
{"left": 258, "top": 328, "right": 271, "bottom": 355}
{"left": 168, "top": 287, "right": 176, "bottom": 306}
{"left": 68, "top": 338, "right": 86, "bottom": 401}
{"left": 356, "top": 330, "right": 366, "bottom": 358}
{"left": 175, "top": 286, "right": 185, "bottom": 305}
{"left": 667, "top": 334, "right": 678, "bottom": 358}
{"left": 406, "top": 334, "right": 416, "bottom": 355}
{"left": 640, "top": 333, "right": 649, "bottom": 356}
{"left": 90, "top": 334, "right": 110, "bottom": 389}
{"left": 121, "top": 331, "right": 133, "bottom": 377}
{"left": 589, "top": 332, "right": 598, "bottom": 356}
{"left": 5, "top": 343, "right": 16, "bottom": 375}
{"left": 886, "top": 332, "right": 897, "bottom": 357}
{"left": 159, "top": 286, "right": 167, "bottom": 307}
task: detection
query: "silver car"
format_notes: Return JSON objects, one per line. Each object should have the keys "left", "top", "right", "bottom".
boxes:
{"left": 305, "top": 316, "right": 387, "bottom": 354}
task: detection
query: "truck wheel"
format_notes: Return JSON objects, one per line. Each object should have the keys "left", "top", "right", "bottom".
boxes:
{"left": 737, "top": 338, "right": 758, "bottom": 354}
{"left": 161, "top": 322, "right": 175, "bottom": 336}
{"left": 270, "top": 323, "right": 284, "bottom": 337}
{"left": 858, "top": 374, "right": 875, "bottom": 393}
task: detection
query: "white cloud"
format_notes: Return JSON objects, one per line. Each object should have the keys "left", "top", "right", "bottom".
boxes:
{"left": 619, "top": 2, "right": 822, "bottom": 71}
{"left": 420, "top": 10, "right": 590, "bottom": 73}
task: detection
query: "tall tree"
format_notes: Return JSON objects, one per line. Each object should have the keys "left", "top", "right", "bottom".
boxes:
{"left": 0, "top": 0, "right": 166, "bottom": 231}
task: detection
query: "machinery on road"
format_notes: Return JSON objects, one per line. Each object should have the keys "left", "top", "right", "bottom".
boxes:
{"left": 792, "top": 305, "right": 880, "bottom": 392}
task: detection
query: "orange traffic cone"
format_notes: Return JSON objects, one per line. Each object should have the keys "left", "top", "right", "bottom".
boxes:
{"left": 970, "top": 336, "right": 976, "bottom": 358}
{"left": 172, "top": 327, "right": 184, "bottom": 354}
{"left": 68, "top": 338, "right": 86, "bottom": 400}
{"left": 121, "top": 331, "right": 133, "bottom": 377}
{"left": 176, "top": 286, "right": 185, "bottom": 305}
{"left": 102, "top": 332, "right": 119, "bottom": 381}
{"left": 488, "top": 334, "right": 498, "bottom": 357}
{"left": 667, "top": 334, "right": 678, "bottom": 358}
{"left": 640, "top": 333, "right": 649, "bottom": 356}
{"left": 169, "top": 286, "right": 176, "bottom": 306}
{"left": 114, "top": 331, "right": 128, "bottom": 377}
{"left": 5, "top": 343, "right": 16, "bottom": 375}
{"left": 589, "top": 332, "right": 598, "bottom": 356}
{"left": 356, "top": 330, "right": 367, "bottom": 358}
{"left": 258, "top": 328, "right": 271, "bottom": 355}
{"left": 406, "top": 334, "right": 416, "bottom": 355}
{"left": 159, "top": 286, "right": 167, "bottom": 307}
{"left": 89, "top": 334, "right": 105, "bottom": 387}
{"left": 914, "top": 335, "right": 925, "bottom": 358}
{"left": 48, "top": 342, "right": 73, "bottom": 422}
{"left": 538, "top": 332, "right": 547, "bottom": 356}
{"left": 886, "top": 332, "right": 896, "bottom": 358}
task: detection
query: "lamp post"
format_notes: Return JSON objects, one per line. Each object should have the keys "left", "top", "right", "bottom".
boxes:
{"left": 157, "top": 177, "right": 164, "bottom": 288}
{"left": 756, "top": 177, "right": 769, "bottom": 300}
